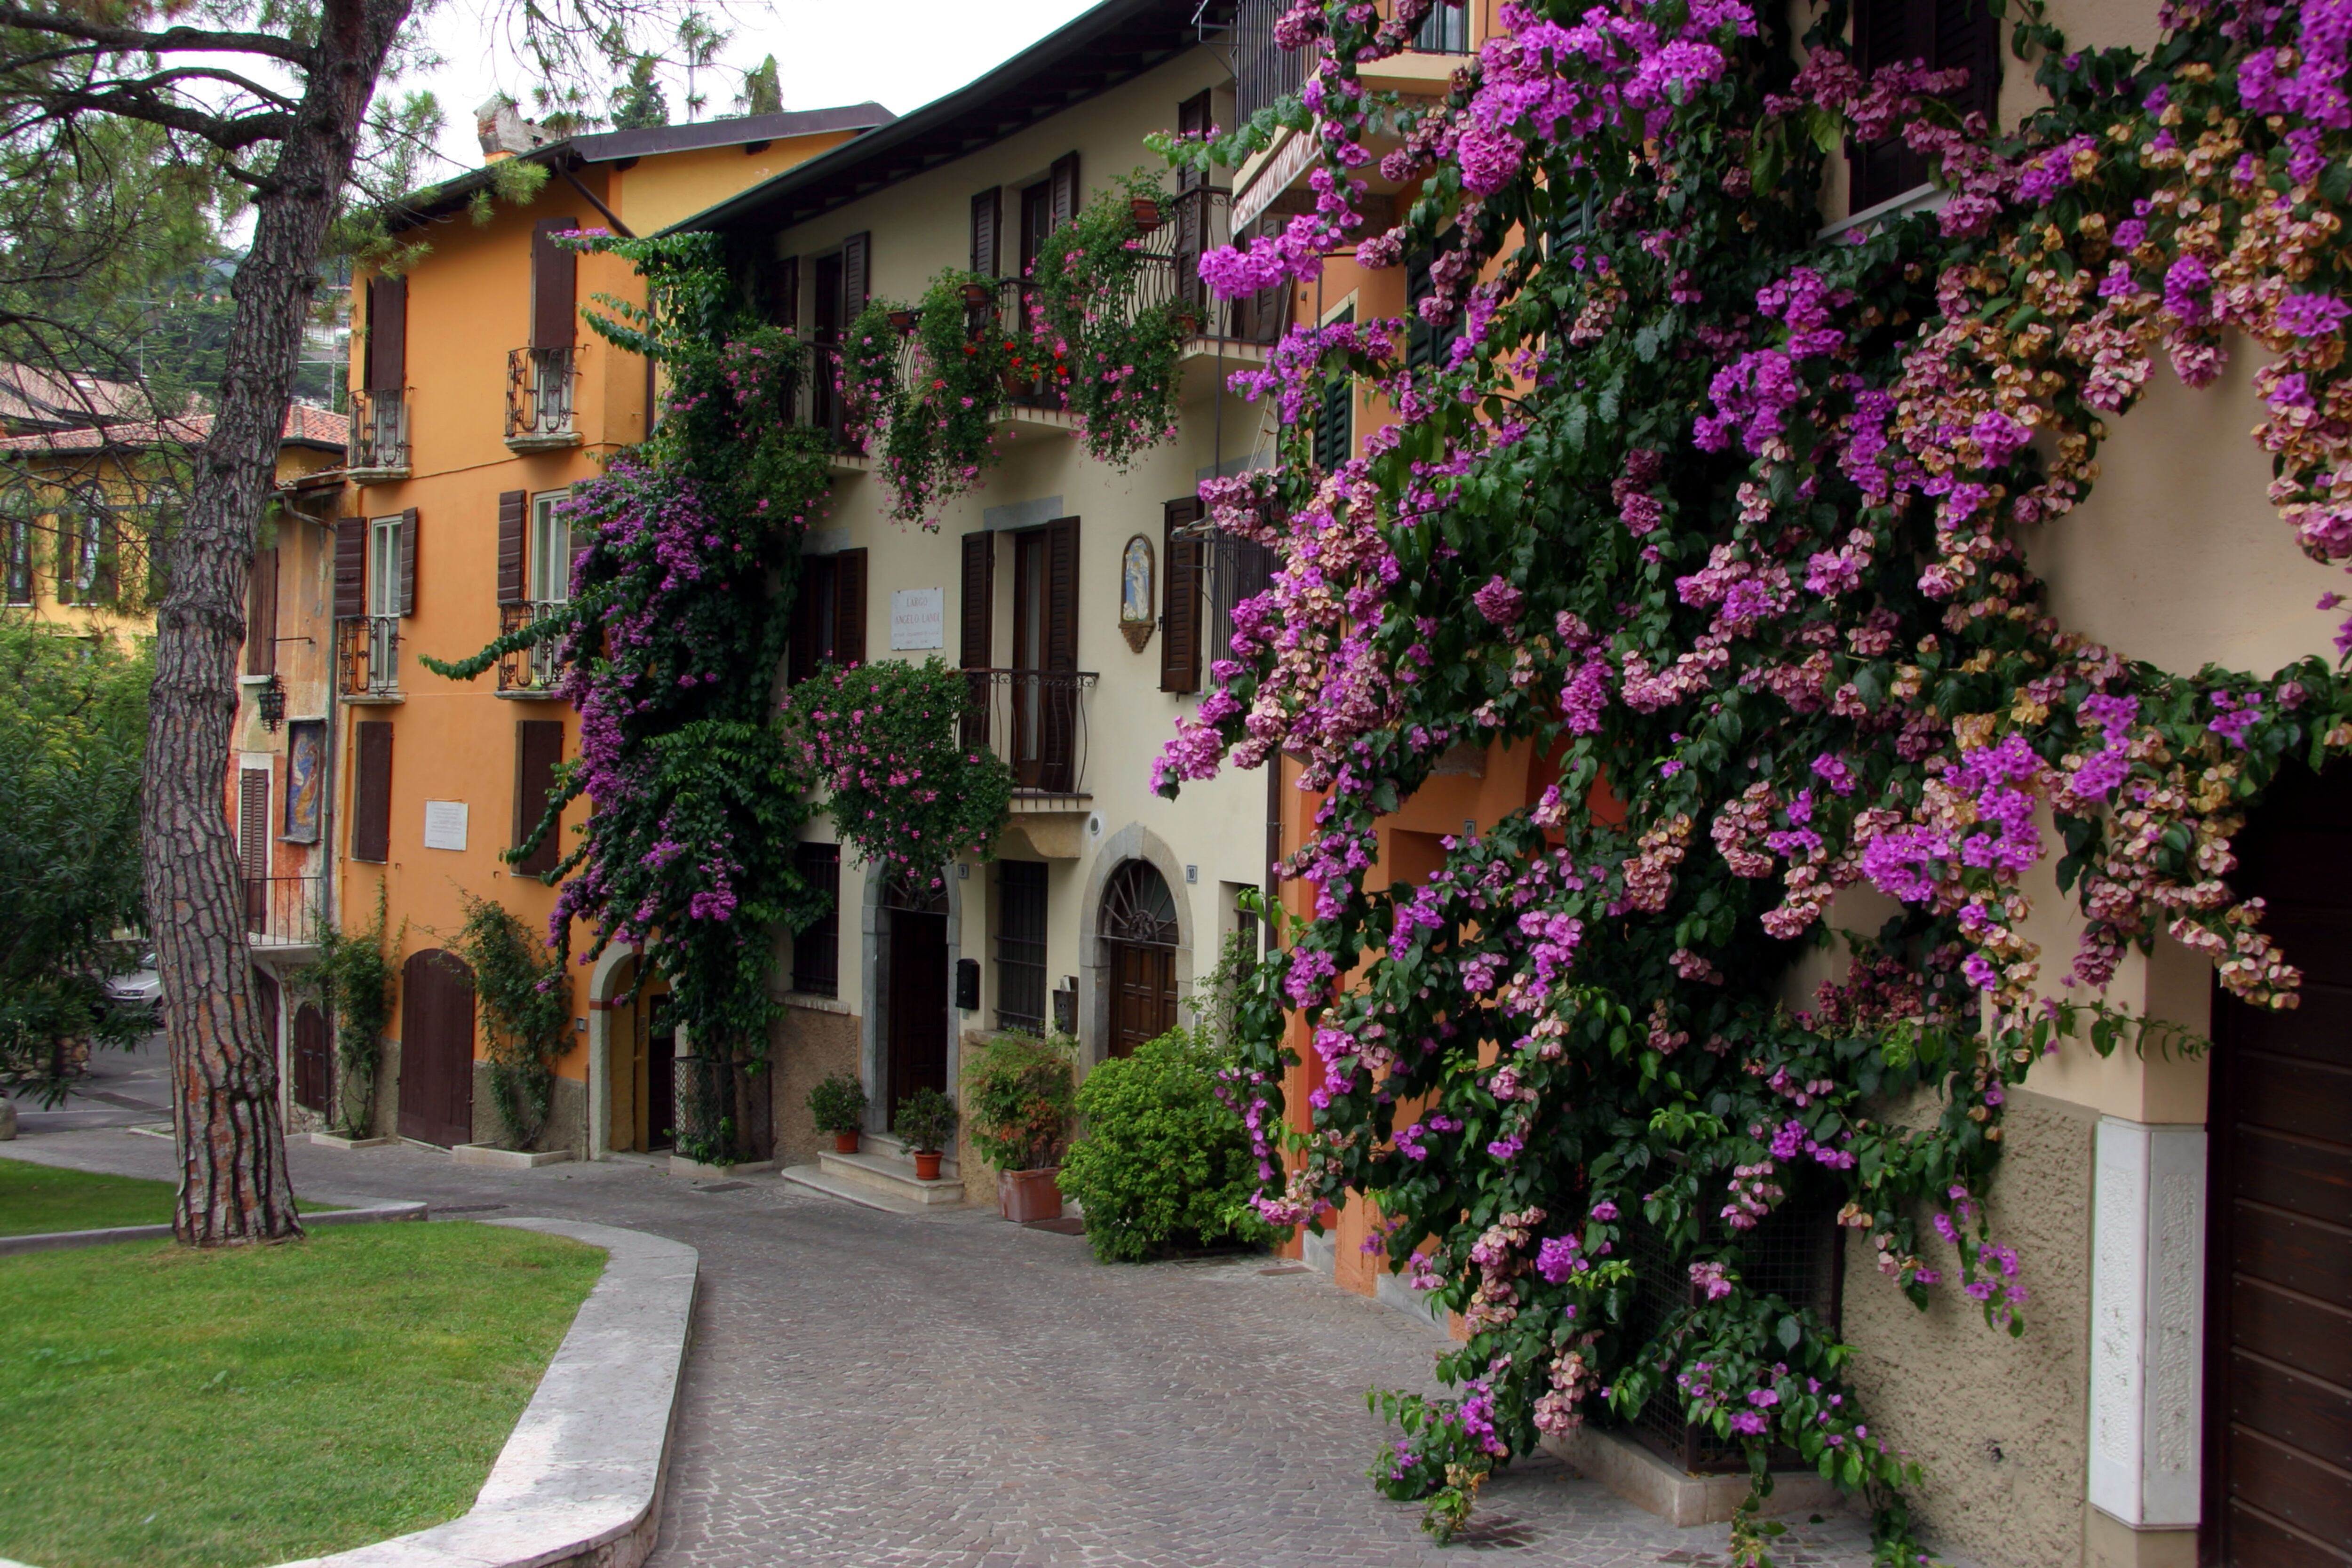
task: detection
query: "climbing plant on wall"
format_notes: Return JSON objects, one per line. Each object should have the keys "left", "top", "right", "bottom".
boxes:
{"left": 1158, "top": 0, "right": 2352, "bottom": 1556}
{"left": 425, "top": 231, "right": 833, "bottom": 1074}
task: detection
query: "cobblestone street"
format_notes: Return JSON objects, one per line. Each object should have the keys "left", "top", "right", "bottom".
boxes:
{"left": 5, "top": 1125, "right": 1876, "bottom": 1568}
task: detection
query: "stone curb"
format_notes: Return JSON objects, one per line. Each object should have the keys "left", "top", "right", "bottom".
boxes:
{"left": 0, "top": 1218, "right": 699, "bottom": 1568}
{"left": 0, "top": 1199, "right": 428, "bottom": 1257}
{"left": 278, "top": 1218, "right": 699, "bottom": 1568}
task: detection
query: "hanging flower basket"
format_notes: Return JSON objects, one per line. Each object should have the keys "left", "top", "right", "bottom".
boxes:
{"left": 960, "top": 281, "right": 995, "bottom": 307}
{"left": 1130, "top": 198, "right": 1162, "bottom": 233}
{"left": 885, "top": 308, "right": 918, "bottom": 332}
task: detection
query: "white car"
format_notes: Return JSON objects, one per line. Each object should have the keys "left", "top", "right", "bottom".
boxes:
{"left": 104, "top": 954, "right": 161, "bottom": 1009}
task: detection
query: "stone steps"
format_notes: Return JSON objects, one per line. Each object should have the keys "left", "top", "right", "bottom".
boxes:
{"left": 814, "top": 1146, "right": 965, "bottom": 1206}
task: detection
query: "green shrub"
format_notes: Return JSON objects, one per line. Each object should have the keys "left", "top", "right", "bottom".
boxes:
{"left": 1059, "top": 1027, "right": 1274, "bottom": 1263}
{"left": 894, "top": 1085, "right": 957, "bottom": 1154}
{"left": 962, "top": 1030, "right": 1075, "bottom": 1171}
{"left": 805, "top": 1071, "right": 866, "bottom": 1135}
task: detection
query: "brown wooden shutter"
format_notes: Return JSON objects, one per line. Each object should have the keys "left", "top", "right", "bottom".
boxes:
{"left": 247, "top": 545, "right": 279, "bottom": 676}
{"left": 366, "top": 275, "right": 406, "bottom": 391}
{"left": 334, "top": 517, "right": 366, "bottom": 617}
{"left": 841, "top": 231, "right": 870, "bottom": 317}
{"left": 92, "top": 516, "right": 116, "bottom": 605}
{"left": 512, "top": 719, "right": 565, "bottom": 877}
{"left": 1160, "top": 498, "right": 1203, "bottom": 693}
{"left": 970, "top": 190, "right": 1000, "bottom": 277}
{"left": 397, "top": 506, "right": 417, "bottom": 617}
{"left": 776, "top": 255, "right": 801, "bottom": 330}
{"left": 530, "top": 218, "right": 579, "bottom": 350}
{"left": 238, "top": 769, "right": 270, "bottom": 881}
{"left": 1176, "top": 93, "right": 1210, "bottom": 192}
{"left": 959, "top": 532, "right": 993, "bottom": 667}
{"left": 352, "top": 720, "right": 393, "bottom": 863}
{"left": 496, "top": 491, "right": 526, "bottom": 605}
{"left": 833, "top": 547, "right": 867, "bottom": 667}
{"left": 1049, "top": 153, "right": 1081, "bottom": 229}
{"left": 1044, "top": 516, "right": 1079, "bottom": 670}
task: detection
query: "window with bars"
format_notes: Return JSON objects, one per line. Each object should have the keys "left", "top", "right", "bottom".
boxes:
{"left": 530, "top": 490, "right": 573, "bottom": 603}
{"left": 996, "top": 859, "right": 1048, "bottom": 1033}
{"left": 792, "top": 841, "right": 841, "bottom": 998}
{"left": 1207, "top": 532, "right": 1276, "bottom": 672}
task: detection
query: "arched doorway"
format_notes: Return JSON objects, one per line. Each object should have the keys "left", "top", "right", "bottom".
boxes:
{"left": 397, "top": 949, "right": 476, "bottom": 1147}
{"left": 1102, "top": 860, "right": 1178, "bottom": 1058}
{"left": 882, "top": 869, "right": 950, "bottom": 1122}
{"left": 292, "top": 1002, "right": 331, "bottom": 1115}
{"left": 2204, "top": 763, "right": 2352, "bottom": 1564}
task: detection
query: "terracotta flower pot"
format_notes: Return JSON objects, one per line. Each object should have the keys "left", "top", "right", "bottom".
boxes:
{"left": 913, "top": 1151, "right": 945, "bottom": 1181}
{"left": 1130, "top": 198, "right": 1161, "bottom": 232}
{"left": 960, "top": 281, "right": 995, "bottom": 307}
{"left": 998, "top": 1166, "right": 1063, "bottom": 1224}
{"left": 833, "top": 1130, "right": 860, "bottom": 1154}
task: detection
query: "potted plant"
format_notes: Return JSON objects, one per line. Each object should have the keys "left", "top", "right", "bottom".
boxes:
{"left": 807, "top": 1072, "right": 867, "bottom": 1154}
{"left": 963, "top": 1029, "right": 1076, "bottom": 1223}
{"left": 895, "top": 1086, "right": 959, "bottom": 1181}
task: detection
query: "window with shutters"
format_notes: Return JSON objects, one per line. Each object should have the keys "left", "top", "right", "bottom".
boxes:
{"left": 1406, "top": 244, "right": 1463, "bottom": 371}
{"left": 238, "top": 767, "right": 270, "bottom": 933}
{"left": 511, "top": 719, "right": 565, "bottom": 877}
{"left": 788, "top": 549, "right": 867, "bottom": 683}
{"left": 355, "top": 274, "right": 409, "bottom": 472}
{"left": 1161, "top": 498, "right": 1203, "bottom": 694}
{"left": 791, "top": 841, "right": 841, "bottom": 997}
{"left": 810, "top": 251, "right": 847, "bottom": 443}
{"left": 1019, "top": 181, "right": 1053, "bottom": 276}
{"left": 1314, "top": 307, "right": 1356, "bottom": 469}
{"left": 530, "top": 491, "right": 572, "bottom": 603}
{"left": 509, "top": 220, "right": 581, "bottom": 445}
{"left": 246, "top": 546, "right": 279, "bottom": 676}
{"left": 56, "top": 508, "right": 108, "bottom": 605}
{"left": 1848, "top": 0, "right": 2000, "bottom": 213}
{"left": 352, "top": 719, "right": 392, "bottom": 862}
{"left": 1208, "top": 531, "right": 1277, "bottom": 674}
{"left": 1, "top": 508, "right": 29, "bottom": 605}
{"left": 350, "top": 512, "right": 402, "bottom": 695}
{"left": 996, "top": 859, "right": 1047, "bottom": 1032}
{"left": 970, "top": 189, "right": 1001, "bottom": 277}
{"left": 1413, "top": 0, "right": 1471, "bottom": 52}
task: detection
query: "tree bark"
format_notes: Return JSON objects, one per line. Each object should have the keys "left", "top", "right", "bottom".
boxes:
{"left": 143, "top": 0, "right": 413, "bottom": 1245}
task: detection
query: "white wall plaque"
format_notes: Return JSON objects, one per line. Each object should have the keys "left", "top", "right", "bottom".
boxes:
{"left": 422, "top": 800, "right": 469, "bottom": 852}
{"left": 2087, "top": 1116, "right": 2207, "bottom": 1528}
{"left": 890, "top": 587, "right": 945, "bottom": 651}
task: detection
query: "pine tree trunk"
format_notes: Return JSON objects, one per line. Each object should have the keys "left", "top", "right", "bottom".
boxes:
{"left": 143, "top": 0, "right": 413, "bottom": 1246}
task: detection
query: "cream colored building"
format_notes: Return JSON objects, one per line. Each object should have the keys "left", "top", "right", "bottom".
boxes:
{"left": 666, "top": 0, "right": 1391, "bottom": 1196}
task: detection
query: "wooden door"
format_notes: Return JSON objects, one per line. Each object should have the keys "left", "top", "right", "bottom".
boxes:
{"left": 397, "top": 950, "right": 476, "bottom": 1147}
{"left": 812, "top": 252, "right": 844, "bottom": 440}
{"left": 1011, "top": 530, "right": 1046, "bottom": 787}
{"left": 1107, "top": 942, "right": 1176, "bottom": 1058}
{"left": 887, "top": 907, "right": 949, "bottom": 1116}
{"left": 2205, "top": 763, "right": 2352, "bottom": 1566}
{"left": 293, "top": 1002, "right": 331, "bottom": 1114}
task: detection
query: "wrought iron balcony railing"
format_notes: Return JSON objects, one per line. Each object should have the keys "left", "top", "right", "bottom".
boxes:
{"left": 348, "top": 387, "right": 409, "bottom": 474}
{"left": 959, "top": 667, "right": 1097, "bottom": 796}
{"left": 1130, "top": 187, "right": 1288, "bottom": 346}
{"left": 497, "top": 601, "right": 571, "bottom": 694}
{"left": 243, "top": 874, "right": 325, "bottom": 947}
{"left": 506, "top": 347, "right": 578, "bottom": 444}
{"left": 334, "top": 613, "right": 399, "bottom": 698}
{"left": 1237, "top": 0, "right": 1323, "bottom": 122}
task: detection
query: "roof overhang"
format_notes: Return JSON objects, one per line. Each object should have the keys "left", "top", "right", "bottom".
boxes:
{"left": 666, "top": 0, "right": 1233, "bottom": 239}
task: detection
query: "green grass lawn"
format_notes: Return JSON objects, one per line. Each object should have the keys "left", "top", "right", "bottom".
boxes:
{"left": 0, "top": 1158, "right": 343, "bottom": 1237}
{"left": 0, "top": 1222, "right": 604, "bottom": 1568}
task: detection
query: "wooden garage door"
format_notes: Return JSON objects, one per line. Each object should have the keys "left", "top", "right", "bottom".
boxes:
{"left": 2206, "top": 763, "right": 2352, "bottom": 1567}
{"left": 397, "top": 950, "right": 476, "bottom": 1148}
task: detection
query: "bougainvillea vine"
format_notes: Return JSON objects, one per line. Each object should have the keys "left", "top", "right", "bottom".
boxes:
{"left": 1157, "top": 0, "right": 2352, "bottom": 1557}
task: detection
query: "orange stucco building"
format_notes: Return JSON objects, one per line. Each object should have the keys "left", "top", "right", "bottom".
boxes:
{"left": 318, "top": 101, "right": 891, "bottom": 1155}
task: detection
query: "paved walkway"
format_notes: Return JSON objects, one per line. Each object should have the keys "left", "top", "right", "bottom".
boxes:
{"left": 3, "top": 1121, "right": 1876, "bottom": 1568}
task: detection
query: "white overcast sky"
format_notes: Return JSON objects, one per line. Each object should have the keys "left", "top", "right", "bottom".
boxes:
{"left": 400, "top": 0, "right": 1104, "bottom": 178}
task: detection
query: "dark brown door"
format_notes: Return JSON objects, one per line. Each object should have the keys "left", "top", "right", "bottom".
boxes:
{"left": 293, "top": 1002, "right": 331, "bottom": 1114}
{"left": 812, "top": 252, "right": 844, "bottom": 441}
{"left": 1108, "top": 942, "right": 1176, "bottom": 1058}
{"left": 2206, "top": 763, "right": 2352, "bottom": 1567}
{"left": 1018, "top": 181, "right": 1052, "bottom": 276}
{"left": 397, "top": 950, "right": 476, "bottom": 1147}
{"left": 1011, "top": 530, "right": 1046, "bottom": 788}
{"left": 887, "top": 907, "right": 949, "bottom": 1117}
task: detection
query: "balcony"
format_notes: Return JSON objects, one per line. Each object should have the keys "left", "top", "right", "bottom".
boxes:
{"left": 1130, "top": 186, "right": 1289, "bottom": 357}
{"left": 348, "top": 388, "right": 409, "bottom": 481}
{"left": 1236, "top": 0, "right": 1322, "bottom": 123}
{"left": 243, "top": 874, "right": 325, "bottom": 951}
{"left": 335, "top": 614, "right": 401, "bottom": 702}
{"left": 962, "top": 668, "right": 1097, "bottom": 858}
{"left": 506, "top": 347, "right": 579, "bottom": 451}
{"left": 496, "top": 601, "right": 570, "bottom": 698}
